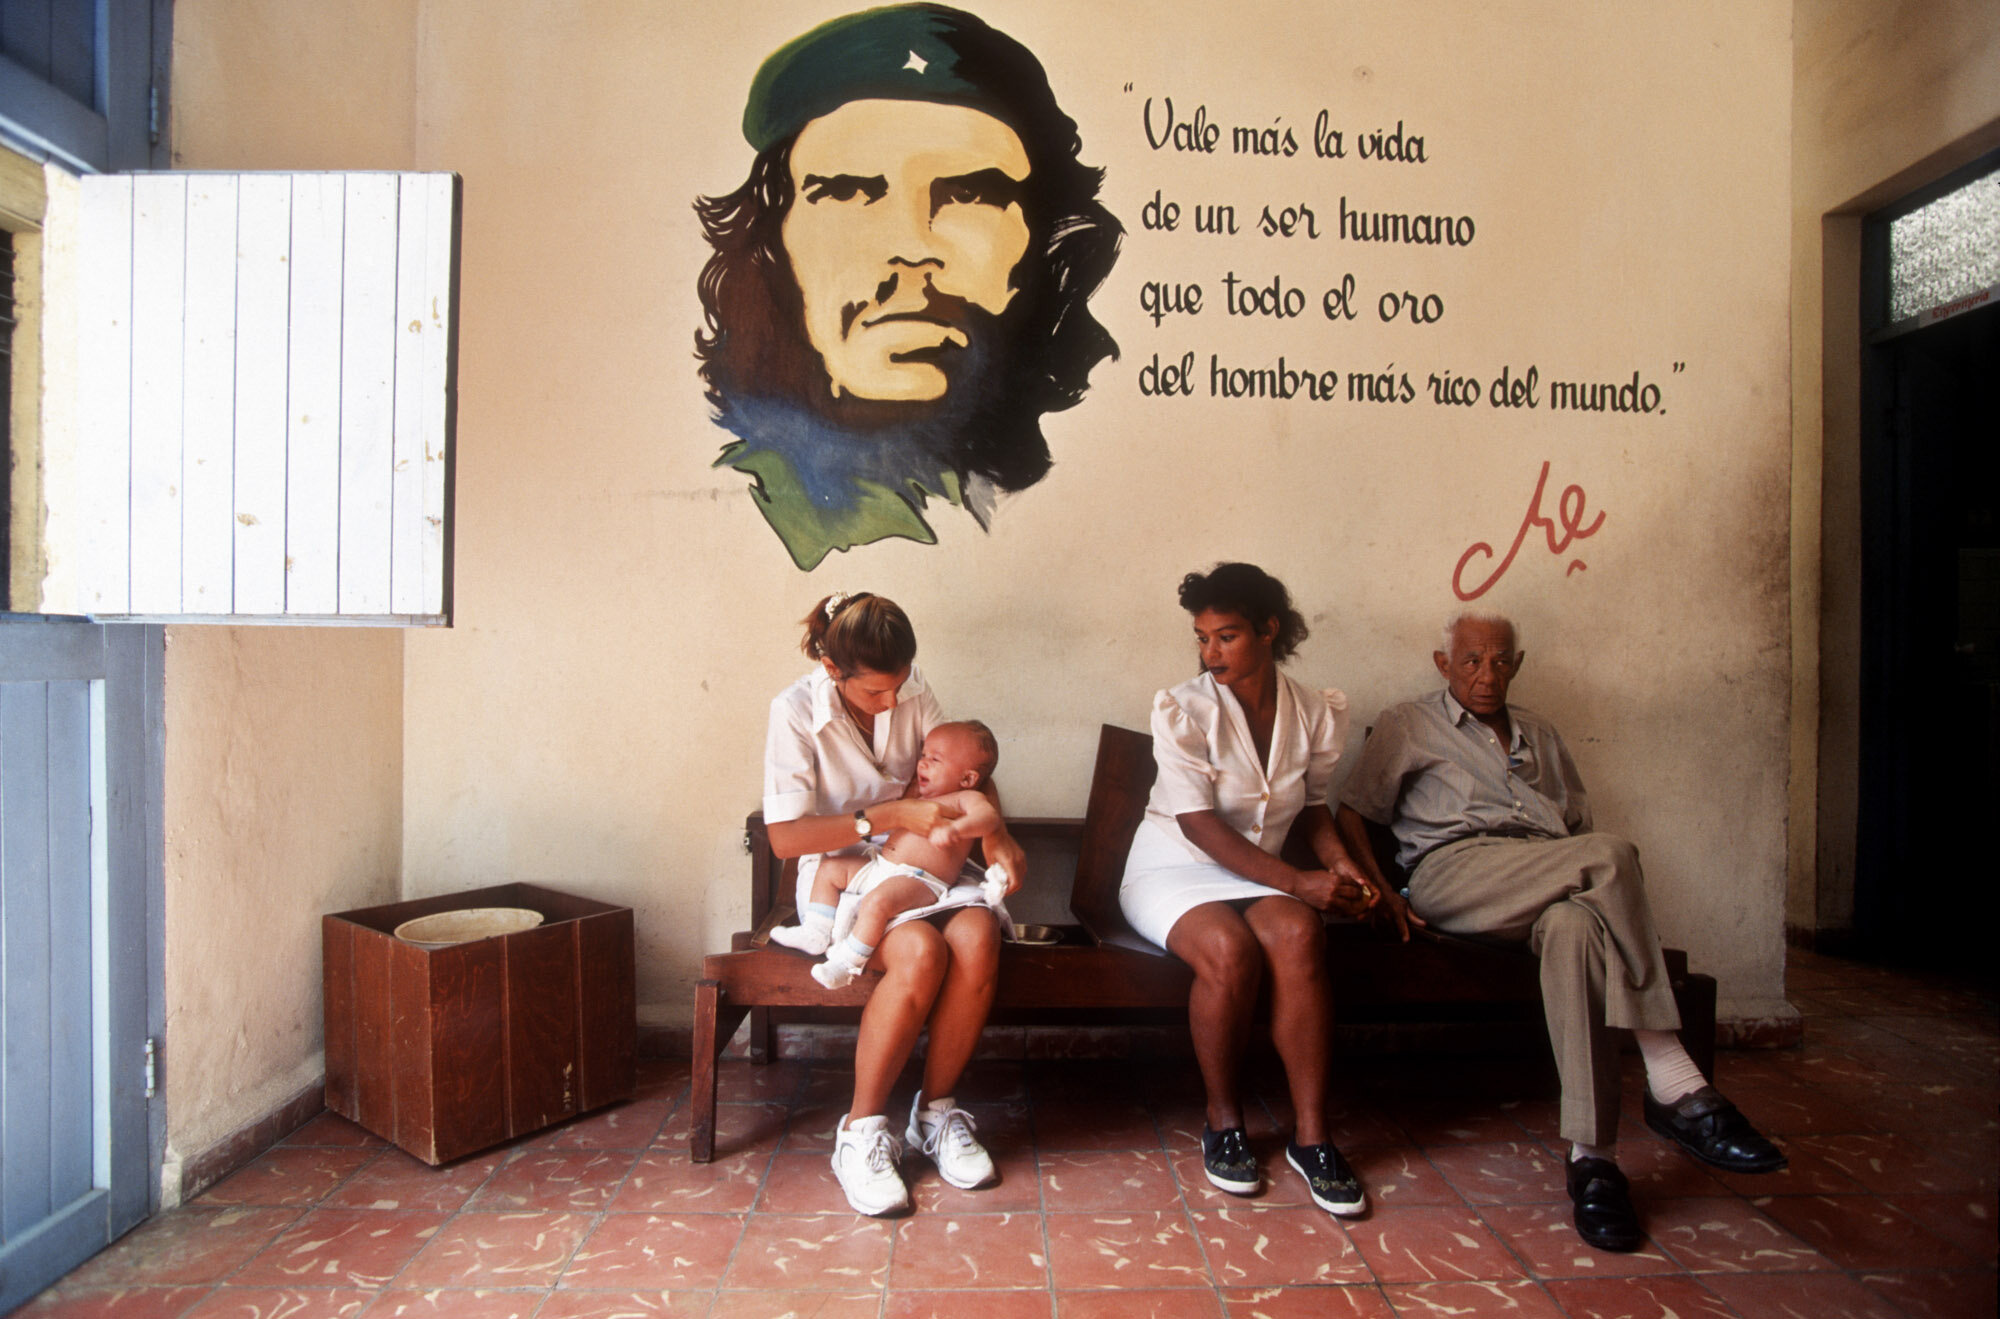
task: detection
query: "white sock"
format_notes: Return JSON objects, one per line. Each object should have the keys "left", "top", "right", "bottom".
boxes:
{"left": 830, "top": 933, "right": 874, "bottom": 968}
{"left": 801, "top": 902, "right": 836, "bottom": 927}
{"left": 1635, "top": 1029, "right": 1706, "bottom": 1104}
{"left": 1570, "top": 1141, "right": 1616, "bottom": 1164}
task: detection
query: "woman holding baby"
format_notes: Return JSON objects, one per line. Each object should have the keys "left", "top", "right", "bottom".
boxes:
{"left": 762, "top": 591, "right": 1025, "bottom": 1216}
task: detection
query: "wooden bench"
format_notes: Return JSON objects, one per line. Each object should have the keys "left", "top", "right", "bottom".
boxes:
{"left": 689, "top": 724, "right": 1715, "bottom": 1161}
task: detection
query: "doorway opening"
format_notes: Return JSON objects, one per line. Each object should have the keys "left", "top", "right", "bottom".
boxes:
{"left": 1854, "top": 153, "right": 1998, "bottom": 973}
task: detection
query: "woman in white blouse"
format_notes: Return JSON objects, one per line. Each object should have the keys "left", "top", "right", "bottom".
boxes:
{"left": 763, "top": 591, "right": 1027, "bottom": 1217}
{"left": 1119, "top": 563, "right": 1417, "bottom": 1218}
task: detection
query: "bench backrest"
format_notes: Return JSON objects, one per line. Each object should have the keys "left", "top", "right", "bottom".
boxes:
{"left": 1070, "top": 724, "right": 1160, "bottom": 952}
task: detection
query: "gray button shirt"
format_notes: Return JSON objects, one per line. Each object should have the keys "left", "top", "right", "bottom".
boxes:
{"left": 1342, "top": 689, "right": 1591, "bottom": 872}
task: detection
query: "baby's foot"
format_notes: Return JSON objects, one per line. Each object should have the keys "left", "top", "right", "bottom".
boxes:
{"left": 770, "top": 921, "right": 832, "bottom": 955}
{"left": 812, "top": 956, "right": 861, "bottom": 989}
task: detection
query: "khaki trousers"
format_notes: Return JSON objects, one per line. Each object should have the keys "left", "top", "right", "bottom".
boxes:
{"left": 1410, "top": 833, "right": 1682, "bottom": 1144}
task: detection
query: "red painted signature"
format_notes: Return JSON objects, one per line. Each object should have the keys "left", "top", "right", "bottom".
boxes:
{"left": 1452, "top": 461, "right": 1605, "bottom": 601}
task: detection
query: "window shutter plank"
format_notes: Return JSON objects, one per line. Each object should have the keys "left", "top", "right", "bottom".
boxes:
{"left": 127, "top": 175, "right": 187, "bottom": 614}
{"left": 231, "top": 174, "right": 292, "bottom": 615}
{"left": 75, "top": 175, "right": 132, "bottom": 614}
{"left": 336, "top": 174, "right": 397, "bottom": 615}
{"left": 283, "top": 174, "right": 344, "bottom": 615}
{"left": 181, "top": 174, "right": 238, "bottom": 614}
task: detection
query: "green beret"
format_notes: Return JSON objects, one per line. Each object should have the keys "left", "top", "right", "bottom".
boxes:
{"left": 743, "top": 3, "right": 1055, "bottom": 152}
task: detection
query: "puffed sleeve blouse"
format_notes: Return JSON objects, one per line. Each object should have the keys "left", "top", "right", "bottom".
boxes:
{"left": 1142, "top": 668, "right": 1350, "bottom": 864}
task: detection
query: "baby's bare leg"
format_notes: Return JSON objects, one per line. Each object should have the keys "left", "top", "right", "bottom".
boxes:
{"left": 812, "top": 855, "right": 861, "bottom": 908}
{"left": 848, "top": 876, "right": 942, "bottom": 949}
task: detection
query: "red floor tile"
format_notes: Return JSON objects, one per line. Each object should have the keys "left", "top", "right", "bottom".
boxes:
{"left": 535, "top": 1291, "right": 711, "bottom": 1317}
{"left": 281, "top": 1114, "right": 387, "bottom": 1149}
{"left": 1883, "top": 1191, "right": 2000, "bottom": 1261}
{"left": 396, "top": 1210, "right": 595, "bottom": 1288}
{"left": 1188, "top": 1206, "right": 1371, "bottom": 1286}
{"left": 1044, "top": 1211, "right": 1209, "bottom": 1290}
{"left": 541, "top": 1099, "right": 674, "bottom": 1149}
{"left": 1699, "top": 1270, "right": 1906, "bottom": 1319}
{"left": 1378, "top": 1279, "right": 1565, "bottom": 1317}
{"left": 721, "top": 1213, "right": 895, "bottom": 1291}
{"left": 906, "top": 1149, "right": 1044, "bottom": 1214}
{"left": 884, "top": 1291, "right": 1056, "bottom": 1319}
{"left": 466, "top": 1149, "right": 640, "bottom": 1212}
{"left": 1391, "top": 1103, "right": 1536, "bottom": 1148}
{"left": 361, "top": 1291, "right": 544, "bottom": 1318}
{"left": 1540, "top": 1274, "right": 1736, "bottom": 1319}
{"left": 1038, "top": 1150, "right": 1181, "bottom": 1212}
{"left": 709, "top": 1291, "right": 885, "bottom": 1319}
{"left": 60, "top": 1207, "right": 305, "bottom": 1287}
{"left": 558, "top": 1211, "right": 743, "bottom": 1289}
{"left": 1343, "top": 1204, "right": 1527, "bottom": 1284}
{"left": 233, "top": 1208, "right": 446, "bottom": 1288}
{"left": 1424, "top": 1142, "right": 1567, "bottom": 1205}
{"left": 1345, "top": 1146, "right": 1465, "bottom": 1209}
{"left": 888, "top": 1210, "right": 1049, "bottom": 1290}
{"left": 608, "top": 1148, "right": 766, "bottom": 1214}
{"left": 755, "top": 1150, "right": 854, "bottom": 1214}
{"left": 16, "top": 1286, "right": 215, "bottom": 1318}
{"left": 196, "top": 1147, "right": 374, "bottom": 1208}
{"left": 1219, "top": 1285, "right": 1396, "bottom": 1317}
{"left": 656, "top": 1101, "right": 790, "bottom": 1158}
{"left": 1855, "top": 1269, "right": 2000, "bottom": 1319}
{"left": 324, "top": 1150, "right": 504, "bottom": 1213}
{"left": 1055, "top": 1290, "right": 1223, "bottom": 1318}
{"left": 1754, "top": 1193, "right": 1982, "bottom": 1270}
{"left": 178, "top": 1286, "right": 377, "bottom": 1317}
{"left": 1033, "top": 1098, "right": 1162, "bottom": 1152}
{"left": 1476, "top": 1203, "right": 1677, "bottom": 1280}
{"left": 1641, "top": 1196, "right": 1831, "bottom": 1273}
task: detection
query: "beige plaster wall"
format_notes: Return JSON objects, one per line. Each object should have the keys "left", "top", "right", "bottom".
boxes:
{"left": 382, "top": 0, "right": 1796, "bottom": 1026}
{"left": 1789, "top": 0, "right": 2000, "bottom": 935}
{"left": 157, "top": 0, "right": 418, "bottom": 1193}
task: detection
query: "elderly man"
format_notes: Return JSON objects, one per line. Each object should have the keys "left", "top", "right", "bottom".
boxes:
{"left": 695, "top": 3, "right": 1122, "bottom": 570}
{"left": 1337, "top": 610, "right": 1784, "bottom": 1252}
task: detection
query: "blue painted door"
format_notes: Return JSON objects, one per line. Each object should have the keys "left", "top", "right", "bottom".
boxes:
{"left": 0, "top": 622, "right": 158, "bottom": 1311}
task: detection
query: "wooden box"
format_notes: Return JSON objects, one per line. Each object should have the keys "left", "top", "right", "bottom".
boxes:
{"left": 323, "top": 882, "right": 636, "bottom": 1164}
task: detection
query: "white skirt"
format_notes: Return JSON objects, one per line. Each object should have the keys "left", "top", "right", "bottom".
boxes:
{"left": 1117, "top": 819, "right": 1291, "bottom": 951}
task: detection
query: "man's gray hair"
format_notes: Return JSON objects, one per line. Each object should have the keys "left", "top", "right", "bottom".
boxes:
{"left": 1439, "top": 608, "right": 1520, "bottom": 655}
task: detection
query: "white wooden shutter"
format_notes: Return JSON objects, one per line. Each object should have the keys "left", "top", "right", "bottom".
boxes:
{"left": 65, "top": 171, "right": 456, "bottom": 624}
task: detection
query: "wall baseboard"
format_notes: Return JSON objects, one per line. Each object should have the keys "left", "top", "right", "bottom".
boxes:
{"left": 175, "top": 1080, "right": 325, "bottom": 1204}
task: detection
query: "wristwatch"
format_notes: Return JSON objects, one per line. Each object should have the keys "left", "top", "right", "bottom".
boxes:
{"left": 853, "top": 809, "right": 872, "bottom": 836}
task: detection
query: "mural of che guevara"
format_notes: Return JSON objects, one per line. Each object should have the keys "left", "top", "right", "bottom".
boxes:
{"left": 696, "top": 3, "right": 1123, "bottom": 570}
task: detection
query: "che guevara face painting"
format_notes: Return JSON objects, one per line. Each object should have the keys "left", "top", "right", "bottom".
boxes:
{"left": 694, "top": 3, "right": 1122, "bottom": 570}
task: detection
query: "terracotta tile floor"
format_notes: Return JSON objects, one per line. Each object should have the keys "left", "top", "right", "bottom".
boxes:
{"left": 23, "top": 947, "right": 1996, "bottom": 1318}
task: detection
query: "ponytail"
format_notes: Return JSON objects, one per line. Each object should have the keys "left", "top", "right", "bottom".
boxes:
{"left": 800, "top": 592, "right": 918, "bottom": 676}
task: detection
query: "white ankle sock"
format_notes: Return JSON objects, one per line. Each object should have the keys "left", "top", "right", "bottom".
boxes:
{"left": 1635, "top": 1029, "right": 1706, "bottom": 1104}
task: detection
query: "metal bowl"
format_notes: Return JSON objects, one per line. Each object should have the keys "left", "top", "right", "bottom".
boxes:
{"left": 394, "top": 907, "right": 544, "bottom": 948}
{"left": 1012, "top": 924, "right": 1061, "bottom": 947}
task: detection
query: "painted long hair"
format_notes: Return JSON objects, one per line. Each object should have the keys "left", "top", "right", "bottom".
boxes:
{"left": 695, "top": 89, "right": 1121, "bottom": 492}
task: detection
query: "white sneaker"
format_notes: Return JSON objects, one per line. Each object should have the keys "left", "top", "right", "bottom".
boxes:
{"left": 831, "top": 1114, "right": 909, "bottom": 1216}
{"left": 769, "top": 921, "right": 831, "bottom": 955}
{"left": 907, "top": 1092, "right": 997, "bottom": 1190}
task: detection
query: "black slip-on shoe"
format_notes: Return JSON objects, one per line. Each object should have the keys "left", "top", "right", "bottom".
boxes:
{"left": 1566, "top": 1155, "right": 1644, "bottom": 1252}
{"left": 1644, "top": 1085, "right": 1788, "bottom": 1174}
{"left": 1200, "top": 1125, "right": 1259, "bottom": 1194}
{"left": 1286, "top": 1140, "right": 1367, "bottom": 1217}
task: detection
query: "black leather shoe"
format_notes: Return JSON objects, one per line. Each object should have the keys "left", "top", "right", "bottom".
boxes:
{"left": 1566, "top": 1155, "right": 1643, "bottom": 1252}
{"left": 1643, "top": 1085, "right": 1787, "bottom": 1173}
